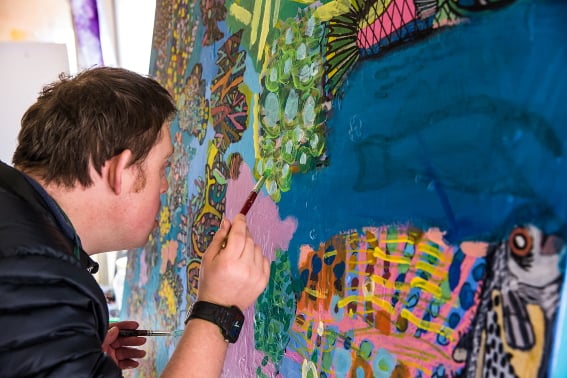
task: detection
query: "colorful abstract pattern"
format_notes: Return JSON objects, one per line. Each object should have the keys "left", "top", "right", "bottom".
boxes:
{"left": 122, "top": 0, "right": 567, "bottom": 377}
{"left": 257, "top": 8, "right": 328, "bottom": 202}
{"left": 177, "top": 63, "right": 209, "bottom": 144}
{"left": 280, "top": 226, "right": 485, "bottom": 377}
{"left": 200, "top": 0, "right": 227, "bottom": 45}
{"left": 190, "top": 142, "right": 227, "bottom": 260}
{"left": 255, "top": 250, "right": 298, "bottom": 377}
{"left": 210, "top": 30, "right": 249, "bottom": 151}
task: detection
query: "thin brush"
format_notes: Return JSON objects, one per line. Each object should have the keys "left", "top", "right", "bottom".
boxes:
{"left": 118, "top": 329, "right": 184, "bottom": 337}
{"left": 238, "top": 175, "right": 266, "bottom": 216}
{"left": 220, "top": 176, "right": 266, "bottom": 248}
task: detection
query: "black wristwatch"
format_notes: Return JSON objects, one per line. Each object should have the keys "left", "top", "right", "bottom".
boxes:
{"left": 185, "top": 301, "right": 245, "bottom": 343}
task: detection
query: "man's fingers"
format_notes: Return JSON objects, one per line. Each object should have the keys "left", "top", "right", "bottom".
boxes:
{"left": 112, "top": 335, "right": 147, "bottom": 348}
{"left": 116, "top": 346, "right": 146, "bottom": 361}
{"left": 118, "top": 359, "right": 141, "bottom": 370}
{"left": 208, "top": 218, "right": 232, "bottom": 254}
{"left": 103, "top": 326, "right": 119, "bottom": 348}
{"left": 218, "top": 215, "right": 248, "bottom": 257}
{"left": 110, "top": 320, "right": 139, "bottom": 330}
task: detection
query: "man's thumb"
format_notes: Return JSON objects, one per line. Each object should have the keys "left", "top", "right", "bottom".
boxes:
{"left": 103, "top": 326, "right": 119, "bottom": 348}
{"left": 210, "top": 218, "right": 231, "bottom": 250}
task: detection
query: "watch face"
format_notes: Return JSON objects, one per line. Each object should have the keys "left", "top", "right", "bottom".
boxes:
{"left": 225, "top": 306, "right": 245, "bottom": 343}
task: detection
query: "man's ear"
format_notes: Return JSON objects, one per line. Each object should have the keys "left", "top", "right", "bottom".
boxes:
{"left": 106, "top": 149, "right": 133, "bottom": 195}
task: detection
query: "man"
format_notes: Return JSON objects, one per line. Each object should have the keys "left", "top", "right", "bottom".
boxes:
{"left": 0, "top": 66, "right": 270, "bottom": 377}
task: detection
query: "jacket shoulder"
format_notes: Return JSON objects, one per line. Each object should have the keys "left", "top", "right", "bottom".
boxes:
{"left": 0, "top": 246, "right": 121, "bottom": 376}
{"left": 0, "top": 185, "right": 75, "bottom": 257}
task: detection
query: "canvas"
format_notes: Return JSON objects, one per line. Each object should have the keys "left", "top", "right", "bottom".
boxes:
{"left": 122, "top": 0, "right": 567, "bottom": 376}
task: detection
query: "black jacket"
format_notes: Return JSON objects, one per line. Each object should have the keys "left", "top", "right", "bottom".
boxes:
{"left": 0, "top": 161, "right": 122, "bottom": 377}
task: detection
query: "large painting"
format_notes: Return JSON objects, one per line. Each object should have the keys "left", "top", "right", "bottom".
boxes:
{"left": 122, "top": 0, "right": 567, "bottom": 377}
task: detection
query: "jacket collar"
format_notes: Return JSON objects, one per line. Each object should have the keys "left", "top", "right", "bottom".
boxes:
{"left": 0, "top": 161, "right": 99, "bottom": 273}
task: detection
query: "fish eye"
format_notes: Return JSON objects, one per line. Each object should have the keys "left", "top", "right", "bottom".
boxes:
{"left": 508, "top": 227, "right": 533, "bottom": 257}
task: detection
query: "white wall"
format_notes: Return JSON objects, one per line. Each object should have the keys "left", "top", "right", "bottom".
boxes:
{"left": 0, "top": 42, "right": 69, "bottom": 164}
{"left": 113, "top": 0, "right": 156, "bottom": 74}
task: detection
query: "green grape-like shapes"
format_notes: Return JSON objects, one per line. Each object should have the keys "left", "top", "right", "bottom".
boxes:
{"left": 277, "top": 51, "right": 294, "bottom": 84}
{"left": 264, "top": 66, "right": 280, "bottom": 92}
{"left": 256, "top": 157, "right": 276, "bottom": 180}
{"left": 297, "top": 146, "right": 315, "bottom": 173}
{"left": 296, "top": 42, "right": 307, "bottom": 61}
{"left": 306, "top": 129, "right": 325, "bottom": 156}
{"left": 303, "top": 15, "right": 316, "bottom": 38}
{"left": 302, "top": 94, "right": 317, "bottom": 128}
{"left": 265, "top": 178, "right": 281, "bottom": 202}
{"left": 291, "top": 125, "right": 307, "bottom": 144}
{"left": 292, "top": 58, "right": 315, "bottom": 90}
{"left": 261, "top": 92, "right": 281, "bottom": 137}
{"left": 259, "top": 137, "right": 276, "bottom": 155}
{"left": 276, "top": 163, "right": 292, "bottom": 192}
{"left": 280, "top": 133, "right": 298, "bottom": 164}
{"left": 257, "top": 8, "right": 327, "bottom": 203}
{"left": 283, "top": 89, "right": 299, "bottom": 127}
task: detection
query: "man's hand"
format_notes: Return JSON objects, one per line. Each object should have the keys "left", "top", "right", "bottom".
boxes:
{"left": 198, "top": 214, "right": 270, "bottom": 310}
{"left": 103, "top": 320, "right": 147, "bottom": 370}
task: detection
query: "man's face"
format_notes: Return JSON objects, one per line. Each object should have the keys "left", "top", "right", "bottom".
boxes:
{"left": 121, "top": 123, "right": 173, "bottom": 248}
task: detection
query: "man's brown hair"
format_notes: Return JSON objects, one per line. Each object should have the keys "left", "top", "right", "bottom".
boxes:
{"left": 13, "top": 66, "right": 177, "bottom": 188}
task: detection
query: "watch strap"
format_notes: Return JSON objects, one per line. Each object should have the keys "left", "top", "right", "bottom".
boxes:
{"left": 185, "top": 301, "right": 245, "bottom": 343}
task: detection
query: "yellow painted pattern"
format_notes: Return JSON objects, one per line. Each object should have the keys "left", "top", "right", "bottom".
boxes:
{"left": 373, "top": 246, "right": 411, "bottom": 264}
{"left": 492, "top": 291, "right": 546, "bottom": 377}
{"left": 410, "top": 276, "right": 442, "bottom": 298}
{"left": 314, "top": 0, "right": 353, "bottom": 21}
{"left": 159, "top": 206, "right": 171, "bottom": 239}
{"left": 158, "top": 279, "right": 177, "bottom": 315}
{"left": 401, "top": 309, "right": 454, "bottom": 341}
{"left": 229, "top": 3, "right": 252, "bottom": 25}
{"left": 337, "top": 295, "right": 395, "bottom": 315}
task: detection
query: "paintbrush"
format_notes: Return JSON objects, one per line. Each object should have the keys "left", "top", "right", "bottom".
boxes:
{"left": 238, "top": 175, "right": 266, "bottom": 216}
{"left": 220, "top": 175, "right": 266, "bottom": 248}
{"left": 119, "top": 329, "right": 184, "bottom": 337}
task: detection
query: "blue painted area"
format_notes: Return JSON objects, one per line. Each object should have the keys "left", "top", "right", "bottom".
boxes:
{"left": 279, "top": 0, "right": 567, "bottom": 268}
{"left": 277, "top": 0, "right": 567, "bottom": 372}
{"left": 279, "top": 358, "right": 303, "bottom": 378}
